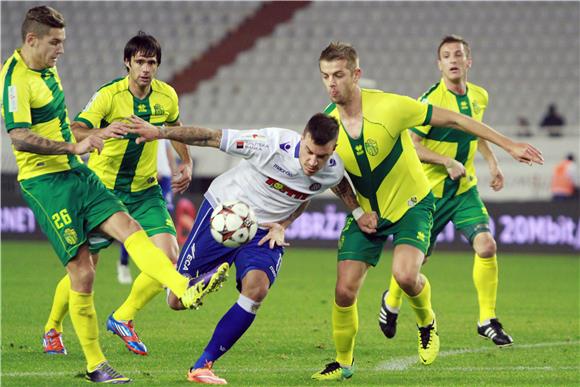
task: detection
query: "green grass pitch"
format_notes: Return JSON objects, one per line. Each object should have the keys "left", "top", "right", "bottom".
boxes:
{"left": 1, "top": 241, "right": 578, "bottom": 386}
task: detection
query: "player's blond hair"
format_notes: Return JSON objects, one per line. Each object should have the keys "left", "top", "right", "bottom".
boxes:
{"left": 21, "top": 6, "right": 65, "bottom": 42}
{"left": 319, "top": 42, "right": 359, "bottom": 71}
{"left": 437, "top": 35, "right": 471, "bottom": 59}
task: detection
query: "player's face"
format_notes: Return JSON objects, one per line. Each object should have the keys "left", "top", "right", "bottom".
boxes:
{"left": 29, "top": 28, "right": 65, "bottom": 69}
{"left": 125, "top": 52, "right": 158, "bottom": 88}
{"left": 299, "top": 132, "right": 337, "bottom": 176}
{"left": 320, "top": 59, "right": 360, "bottom": 105}
{"left": 438, "top": 42, "right": 471, "bottom": 83}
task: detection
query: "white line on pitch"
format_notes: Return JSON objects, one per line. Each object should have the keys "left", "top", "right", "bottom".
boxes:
{"left": 375, "top": 340, "right": 580, "bottom": 371}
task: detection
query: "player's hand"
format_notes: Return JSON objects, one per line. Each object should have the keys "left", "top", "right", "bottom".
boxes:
{"left": 98, "top": 121, "right": 129, "bottom": 139}
{"left": 357, "top": 211, "right": 378, "bottom": 234}
{"left": 72, "top": 135, "right": 103, "bottom": 155}
{"left": 127, "top": 115, "right": 161, "bottom": 144}
{"left": 444, "top": 158, "right": 466, "bottom": 180}
{"left": 257, "top": 222, "right": 290, "bottom": 249}
{"left": 171, "top": 162, "right": 193, "bottom": 194}
{"left": 508, "top": 142, "right": 544, "bottom": 165}
{"left": 489, "top": 165, "right": 504, "bottom": 191}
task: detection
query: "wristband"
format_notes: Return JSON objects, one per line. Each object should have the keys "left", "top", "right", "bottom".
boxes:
{"left": 352, "top": 207, "right": 364, "bottom": 221}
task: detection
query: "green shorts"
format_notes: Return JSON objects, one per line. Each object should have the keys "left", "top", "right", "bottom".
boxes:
{"left": 428, "top": 186, "right": 490, "bottom": 256}
{"left": 19, "top": 165, "right": 127, "bottom": 266}
{"left": 337, "top": 192, "right": 435, "bottom": 266}
{"left": 89, "top": 185, "right": 176, "bottom": 253}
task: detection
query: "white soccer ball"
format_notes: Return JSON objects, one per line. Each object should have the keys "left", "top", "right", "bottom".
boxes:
{"left": 210, "top": 200, "right": 258, "bottom": 248}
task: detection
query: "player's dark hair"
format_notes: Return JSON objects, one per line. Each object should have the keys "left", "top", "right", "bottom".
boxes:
{"left": 124, "top": 31, "right": 162, "bottom": 67}
{"left": 438, "top": 35, "right": 471, "bottom": 59}
{"left": 21, "top": 6, "right": 65, "bottom": 42}
{"left": 319, "top": 42, "right": 359, "bottom": 71}
{"left": 304, "top": 113, "right": 339, "bottom": 145}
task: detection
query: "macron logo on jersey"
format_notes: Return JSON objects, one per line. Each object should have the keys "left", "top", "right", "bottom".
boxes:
{"left": 265, "top": 177, "right": 310, "bottom": 200}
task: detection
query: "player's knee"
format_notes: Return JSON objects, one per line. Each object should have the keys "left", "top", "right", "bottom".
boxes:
{"left": 475, "top": 235, "right": 497, "bottom": 258}
{"left": 393, "top": 271, "right": 419, "bottom": 292}
{"left": 335, "top": 283, "right": 357, "bottom": 306}
{"left": 242, "top": 284, "right": 269, "bottom": 303}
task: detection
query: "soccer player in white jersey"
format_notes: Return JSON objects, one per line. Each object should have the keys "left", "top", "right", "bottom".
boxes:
{"left": 128, "top": 112, "right": 376, "bottom": 384}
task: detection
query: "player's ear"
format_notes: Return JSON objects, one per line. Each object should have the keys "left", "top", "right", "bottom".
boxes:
{"left": 353, "top": 67, "right": 362, "bottom": 83}
{"left": 124, "top": 59, "right": 131, "bottom": 71}
{"left": 25, "top": 32, "right": 37, "bottom": 47}
{"left": 437, "top": 59, "right": 443, "bottom": 72}
{"left": 466, "top": 57, "right": 473, "bottom": 69}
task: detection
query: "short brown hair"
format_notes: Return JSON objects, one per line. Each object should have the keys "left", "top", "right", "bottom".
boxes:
{"left": 21, "top": 6, "right": 65, "bottom": 42}
{"left": 304, "top": 113, "right": 339, "bottom": 145}
{"left": 319, "top": 42, "right": 359, "bottom": 71}
{"left": 437, "top": 35, "right": 470, "bottom": 59}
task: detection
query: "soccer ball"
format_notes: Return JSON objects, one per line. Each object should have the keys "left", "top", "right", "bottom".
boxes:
{"left": 210, "top": 200, "right": 258, "bottom": 248}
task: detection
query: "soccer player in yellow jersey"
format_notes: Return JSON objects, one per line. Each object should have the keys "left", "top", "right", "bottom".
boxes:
{"left": 40, "top": 31, "right": 210, "bottom": 358}
{"left": 381, "top": 35, "right": 514, "bottom": 347}
{"left": 312, "top": 42, "right": 543, "bottom": 381}
{"left": 1, "top": 6, "right": 207, "bottom": 383}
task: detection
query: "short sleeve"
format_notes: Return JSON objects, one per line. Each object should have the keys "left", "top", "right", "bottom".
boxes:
{"left": 75, "top": 89, "right": 110, "bottom": 128}
{"left": 219, "top": 128, "right": 272, "bottom": 160}
{"left": 2, "top": 75, "right": 32, "bottom": 131}
{"left": 166, "top": 86, "right": 180, "bottom": 124}
{"left": 385, "top": 95, "right": 432, "bottom": 137}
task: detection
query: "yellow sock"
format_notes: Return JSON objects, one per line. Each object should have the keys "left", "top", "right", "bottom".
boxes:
{"left": 69, "top": 290, "right": 105, "bottom": 372}
{"left": 332, "top": 300, "right": 358, "bottom": 367}
{"left": 473, "top": 254, "right": 498, "bottom": 322}
{"left": 114, "top": 273, "right": 163, "bottom": 321}
{"left": 45, "top": 274, "right": 70, "bottom": 333}
{"left": 386, "top": 275, "right": 404, "bottom": 311}
{"left": 405, "top": 275, "right": 435, "bottom": 327}
{"left": 124, "top": 230, "right": 187, "bottom": 298}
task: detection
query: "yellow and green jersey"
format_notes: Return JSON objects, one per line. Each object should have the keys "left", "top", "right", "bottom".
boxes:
{"left": 411, "top": 80, "right": 488, "bottom": 198}
{"left": 75, "top": 76, "right": 179, "bottom": 192}
{"left": 1, "top": 50, "right": 81, "bottom": 181}
{"left": 325, "top": 88, "right": 433, "bottom": 223}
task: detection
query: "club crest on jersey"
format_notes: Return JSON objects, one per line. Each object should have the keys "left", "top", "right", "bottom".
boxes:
{"left": 309, "top": 183, "right": 322, "bottom": 191}
{"left": 153, "top": 103, "right": 165, "bottom": 116}
{"left": 472, "top": 101, "right": 482, "bottom": 115}
{"left": 236, "top": 141, "right": 244, "bottom": 149}
{"left": 265, "top": 177, "right": 309, "bottom": 200}
{"left": 365, "top": 139, "right": 379, "bottom": 156}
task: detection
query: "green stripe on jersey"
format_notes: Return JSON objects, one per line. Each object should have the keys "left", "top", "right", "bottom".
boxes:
{"left": 2, "top": 58, "right": 18, "bottom": 129}
{"left": 113, "top": 96, "right": 151, "bottom": 190}
{"left": 348, "top": 132, "right": 403, "bottom": 214}
{"left": 31, "top": 71, "right": 65, "bottom": 125}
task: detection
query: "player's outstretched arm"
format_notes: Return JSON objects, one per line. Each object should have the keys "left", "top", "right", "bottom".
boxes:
{"left": 71, "top": 121, "right": 128, "bottom": 141}
{"left": 429, "top": 106, "right": 544, "bottom": 165}
{"left": 477, "top": 138, "right": 504, "bottom": 191}
{"left": 128, "top": 115, "right": 221, "bottom": 148}
{"left": 331, "top": 176, "right": 377, "bottom": 233}
{"left": 410, "top": 131, "right": 466, "bottom": 180}
{"left": 9, "top": 127, "right": 103, "bottom": 155}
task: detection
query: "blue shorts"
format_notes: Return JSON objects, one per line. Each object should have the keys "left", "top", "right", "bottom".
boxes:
{"left": 159, "top": 176, "right": 174, "bottom": 213}
{"left": 176, "top": 199, "right": 284, "bottom": 291}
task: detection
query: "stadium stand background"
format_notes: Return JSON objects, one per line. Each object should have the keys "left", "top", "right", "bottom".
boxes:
{"left": 1, "top": 1, "right": 579, "bottom": 201}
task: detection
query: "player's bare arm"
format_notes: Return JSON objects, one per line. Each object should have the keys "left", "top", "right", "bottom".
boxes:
{"left": 331, "top": 176, "right": 377, "bottom": 233}
{"left": 429, "top": 106, "right": 543, "bottom": 165}
{"left": 9, "top": 127, "right": 103, "bottom": 155}
{"left": 477, "top": 138, "right": 504, "bottom": 191}
{"left": 409, "top": 131, "right": 466, "bottom": 180}
{"left": 71, "top": 120, "right": 129, "bottom": 141}
{"left": 167, "top": 120, "right": 193, "bottom": 194}
{"left": 128, "top": 115, "right": 221, "bottom": 148}
{"left": 258, "top": 201, "right": 310, "bottom": 249}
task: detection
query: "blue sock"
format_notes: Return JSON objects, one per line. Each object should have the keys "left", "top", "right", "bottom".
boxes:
{"left": 120, "top": 245, "right": 129, "bottom": 266}
{"left": 193, "top": 302, "right": 256, "bottom": 369}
